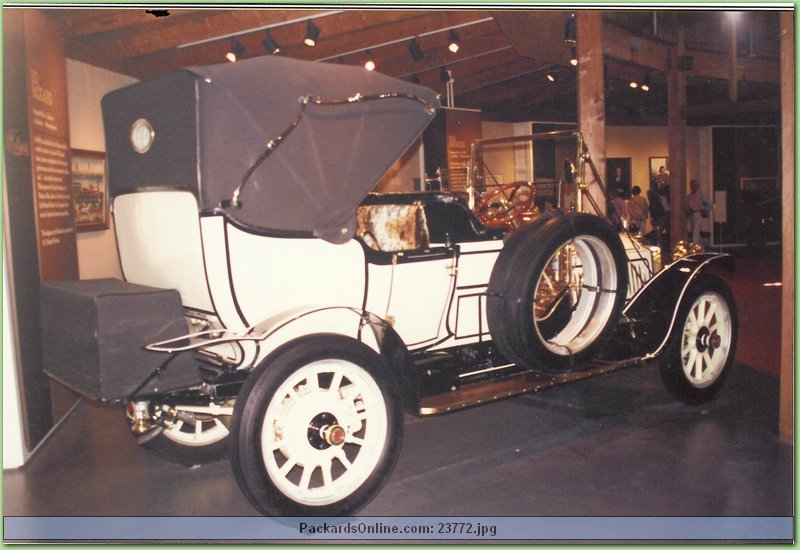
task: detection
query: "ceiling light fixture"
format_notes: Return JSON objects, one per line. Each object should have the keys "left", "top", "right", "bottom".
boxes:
{"left": 304, "top": 20, "right": 320, "bottom": 47}
{"left": 448, "top": 30, "right": 460, "bottom": 53}
{"left": 364, "top": 50, "right": 376, "bottom": 71}
{"left": 629, "top": 79, "right": 639, "bottom": 89}
{"left": 226, "top": 38, "right": 244, "bottom": 62}
{"left": 563, "top": 13, "right": 576, "bottom": 44}
{"left": 409, "top": 38, "right": 424, "bottom": 62}
{"left": 546, "top": 72, "right": 556, "bottom": 82}
{"left": 262, "top": 30, "right": 280, "bottom": 55}
{"left": 640, "top": 72, "right": 651, "bottom": 92}
{"left": 440, "top": 66, "right": 453, "bottom": 83}
{"left": 569, "top": 46, "right": 578, "bottom": 66}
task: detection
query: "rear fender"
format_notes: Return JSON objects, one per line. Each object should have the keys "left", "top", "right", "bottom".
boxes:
{"left": 621, "top": 253, "right": 734, "bottom": 359}
{"left": 249, "top": 306, "right": 418, "bottom": 412}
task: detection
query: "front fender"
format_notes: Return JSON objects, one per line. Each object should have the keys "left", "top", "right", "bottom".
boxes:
{"left": 250, "top": 306, "right": 418, "bottom": 412}
{"left": 617, "top": 253, "right": 734, "bottom": 359}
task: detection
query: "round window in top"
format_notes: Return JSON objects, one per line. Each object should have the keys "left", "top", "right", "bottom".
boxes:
{"left": 130, "top": 118, "right": 155, "bottom": 154}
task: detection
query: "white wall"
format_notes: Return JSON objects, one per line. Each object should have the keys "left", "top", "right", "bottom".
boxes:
{"left": 67, "top": 60, "right": 137, "bottom": 280}
{"left": 3, "top": 221, "right": 26, "bottom": 469}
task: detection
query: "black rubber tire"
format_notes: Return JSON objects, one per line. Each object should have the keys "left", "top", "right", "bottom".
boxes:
{"left": 660, "top": 273, "right": 738, "bottom": 405}
{"left": 488, "top": 212, "right": 629, "bottom": 373}
{"left": 127, "top": 405, "right": 232, "bottom": 466}
{"left": 230, "top": 335, "right": 404, "bottom": 516}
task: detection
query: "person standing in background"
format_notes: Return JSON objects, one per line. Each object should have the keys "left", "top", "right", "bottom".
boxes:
{"left": 627, "top": 185, "right": 649, "bottom": 235}
{"left": 686, "top": 179, "right": 711, "bottom": 245}
{"left": 608, "top": 187, "right": 628, "bottom": 231}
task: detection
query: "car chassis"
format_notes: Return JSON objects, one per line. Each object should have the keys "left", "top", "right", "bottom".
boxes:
{"left": 40, "top": 56, "right": 737, "bottom": 516}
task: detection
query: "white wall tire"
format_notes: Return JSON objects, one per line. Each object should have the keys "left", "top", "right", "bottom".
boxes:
{"left": 660, "top": 273, "right": 738, "bottom": 404}
{"left": 231, "top": 335, "right": 403, "bottom": 516}
{"left": 488, "top": 212, "right": 628, "bottom": 373}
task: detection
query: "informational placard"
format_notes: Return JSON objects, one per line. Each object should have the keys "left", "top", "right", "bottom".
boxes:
{"left": 25, "top": 18, "right": 78, "bottom": 281}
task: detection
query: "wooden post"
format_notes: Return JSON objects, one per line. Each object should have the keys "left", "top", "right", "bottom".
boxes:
{"left": 778, "top": 10, "right": 793, "bottom": 443}
{"left": 667, "top": 23, "right": 688, "bottom": 247}
{"left": 729, "top": 14, "right": 739, "bottom": 102}
{"left": 576, "top": 11, "right": 606, "bottom": 214}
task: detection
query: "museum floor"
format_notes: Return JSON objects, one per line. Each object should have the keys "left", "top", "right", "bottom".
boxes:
{"left": 3, "top": 247, "right": 792, "bottom": 542}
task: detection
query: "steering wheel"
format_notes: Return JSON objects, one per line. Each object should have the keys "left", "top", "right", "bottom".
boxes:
{"left": 475, "top": 182, "right": 537, "bottom": 229}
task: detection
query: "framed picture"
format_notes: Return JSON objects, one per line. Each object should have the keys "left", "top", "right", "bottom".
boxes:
{"left": 71, "top": 149, "right": 109, "bottom": 232}
{"left": 649, "top": 157, "right": 669, "bottom": 189}
{"left": 606, "top": 157, "right": 632, "bottom": 198}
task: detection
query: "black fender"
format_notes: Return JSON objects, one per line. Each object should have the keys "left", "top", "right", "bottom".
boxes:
{"left": 615, "top": 253, "right": 735, "bottom": 360}
{"left": 357, "top": 311, "right": 420, "bottom": 413}
{"left": 241, "top": 306, "right": 420, "bottom": 413}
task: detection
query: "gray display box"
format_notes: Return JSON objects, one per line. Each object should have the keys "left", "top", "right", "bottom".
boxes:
{"left": 40, "top": 278, "right": 201, "bottom": 402}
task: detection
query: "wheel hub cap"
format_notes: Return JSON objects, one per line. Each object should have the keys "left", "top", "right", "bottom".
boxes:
{"left": 307, "top": 412, "right": 346, "bottom": 449}
{"left": 321, "top": 424, "right": 347, "bottom": 446}
{"left": 695, "top": 326, "right": 719, "bottom": 353}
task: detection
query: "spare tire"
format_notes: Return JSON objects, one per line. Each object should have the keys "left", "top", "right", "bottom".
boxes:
{"left": 487, "top": 212, "right": 628, "bottom": 373}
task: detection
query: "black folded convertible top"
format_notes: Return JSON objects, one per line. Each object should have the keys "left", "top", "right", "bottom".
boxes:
{"left": 102, "top": 55, "right": 440, "bottom": 243}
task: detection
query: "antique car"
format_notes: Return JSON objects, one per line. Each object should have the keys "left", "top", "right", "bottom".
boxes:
{"left": 40, "top": 55, "right": 737, "bottom": 517}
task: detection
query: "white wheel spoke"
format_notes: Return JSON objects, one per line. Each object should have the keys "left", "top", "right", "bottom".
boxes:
{"left": 299, "top": 463, "right": 315, "bottom": 491}
{"left": 321, "top": 460, "right": 334, "bottom": 487}
{"left": 685, "top": 348, "right": 699, "bottom": 377}
{"left": 702, "top": 301, "right": 718, "bottom": 325}
{"left": 330, "top": 371, "right": 344, "bottom": 394}
{"left": 334, "top": 448, "right": 353, "bottom": 469}
{"left": 346, "top": 434, "right": 365, "bottom": 447}
{"left": 279, "top": 458, "right": 297, "bottom": 477}
{"left": 702, "top": 350, "right": 714, "bottom": 372}
{"left": 303, "top": 374, "right": 319, "bottom": 392}
{"left": 695, "top": 353, "right": 707, "bottom": 379}
{"left": 268, "top": 439, "right": 284, "bottom": 452}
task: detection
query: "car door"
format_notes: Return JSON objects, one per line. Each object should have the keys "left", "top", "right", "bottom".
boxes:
{"left": 381, "top": 246, "right": 457, "bottom": 348}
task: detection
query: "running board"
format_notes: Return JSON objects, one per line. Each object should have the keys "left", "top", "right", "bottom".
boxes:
{"left": 417, "top": 357, "right": 644, "bottom": 415}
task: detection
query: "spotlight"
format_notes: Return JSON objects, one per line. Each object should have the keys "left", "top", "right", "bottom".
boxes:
{"left": 262, "top": 30, "right": 280, "bottom": 55}
{"left": 304, "top": 20, "right": 320, "bottom": 47}
{"left": 448, "top": 30, "right": 460, "bottom": 53}
{"left": 546, "top": 72, "right": 556, "bottom": 82}
{"left": 640, "top": 72, "right": 651, "bottom": 92}
{"left": 629, "top": 80, "right": 638, "bottom": 89}
{"left": 563, "top": 13, "right": 576, "bottom": 44}
{"left": 364, "top": 50, "right": 375, "bottom": 71}
{"left": 409, "top": 38, "right": 424, "bottom": 62}
{"left": 569, "top": 46, "right": 577, "bottom": 66}
{"left": 440, "top": 66, "right": 452, "bottom": 83}
{"left": 226, "top": 38, "right": 244, "bottom": 62}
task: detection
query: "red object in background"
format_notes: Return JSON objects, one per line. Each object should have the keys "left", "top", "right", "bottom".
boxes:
{"left": 726, "top": 257, "right": 782, "bottom": 376}
{"left": 475, "top": 182, "right": 539, "bottom": 231}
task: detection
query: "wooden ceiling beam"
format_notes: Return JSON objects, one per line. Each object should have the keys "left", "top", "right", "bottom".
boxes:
{"left": 40, "top": 8, "right": 204, "bottom": 37}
